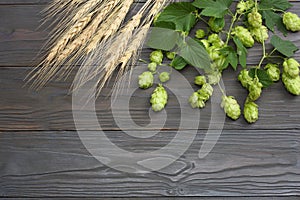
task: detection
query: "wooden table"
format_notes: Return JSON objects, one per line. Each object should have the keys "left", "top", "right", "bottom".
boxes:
{"left": 0, "top": 0, "right": 300, "bottom": 198}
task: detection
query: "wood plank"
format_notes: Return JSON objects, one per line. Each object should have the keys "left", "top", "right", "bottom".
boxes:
{"left": 0, "top": 3, "right": 300, "bottom": 66}
{"left": 1, "top": 67, "right": 300, "bottom": 131}
{"left": 0, "top": 130, "right": 299, "bottom": 196}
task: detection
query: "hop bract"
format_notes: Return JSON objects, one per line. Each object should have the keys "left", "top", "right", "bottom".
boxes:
{"left": 166, "top": 52, "right": 176, "bottom": 60}
{"left": 221, "top": 96, "right": 241, "bottom": 120}
{"left": 138, "top": 71, "right": 153, "bottom": 89}
{"left": 150, "top": 84, "right": 168, "bottom": 112}
{"left": 159, "top": 72, "right": 170, "bottom": 83}
{"left": 195, "top": 29, "right": 206, "bottom": 39}
{"left": 250, "top": 25, "right": 269, "bottom": 43}
{"left": 283, "top": 12, "right": 300, "bottom": 32}
{"left": 244, "top": 101, "right": 259, "bottom": 123}
{"left": 194, "top": 75, "right": 206, "bottom": 86}
{"left": 150, "top": 50, "right": 163, "bottom": 64}
{"left": 238, "top": 69, "right": 253, "bottom": 89}
{"left": 265, "top": 63, "right": 280, "bottom": 82}
{"left": 282, "top": 72, "right": 300, "bottom": 95}
{"left": 248, "top": 78, "right": 263, "bottom": 101}
{"left": 283, "top": 58, "right": 300, "bottom": 78}
{"left": 232, "top": 26, "right": 254, "bottom": 47}
{"left": 248, "top": 10, "right": 262, "bottom": 28}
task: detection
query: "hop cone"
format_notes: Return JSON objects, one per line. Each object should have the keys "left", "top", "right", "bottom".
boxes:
{"left": 150, "top": 50, "right": 163, "bottom": 64}
{"left": 265, "top": 63, "right": 280, "bottom": 82}
{"left": 282, "top": 72, "right": 300, "bottom": 95}
{"left": 197, "top": 83, "right": 214, "bottom": 101}
{"left": 238, "top": 69, "right": 253, "bottom": 89}
{"left": 138, "top": 71, "right": 153, "bottom": 89}
{"left": 148, "top": 62, "right": 157, "bottom": 72}
{"left": 248, "top": 78, "right": 263, "bottom": 101}
{"left": 237, "top": 0, "right": 254, "bottom": 14}
{"left": 189, "top": 92, "right": 206, "bottom": 109}
{"left": 283, "top": 58, "right": 300, "bottom": 78}
{"left": 250, "top": 25, "right": 269, "bottom": 43}
{"left": 200, "top": 39, "right": 210, "bottom": 49}
{"left": 243, "top": 101, "right": 259, "bottom": 123}
{"left": 221, "top": 96, "right": 241, "bottom": 120}
{"left": 159, "top": 72, "right": 170, "bottom": 83}
{"left": 232, "top": 26, "right": 254, "bottom": 47}
{"left": 248, "top": 10, "right": 262, "bottom": 28}
{"left": 166, "top": 52, "right": 176, "bottom": 60}
{"left": 283, "top": 12, "right": 300, "bottom": 32}
{"left": 195, "top": 29, "right": 206, "bottom": 39}
{"left": 208, "top": 17, "right": 225, "bottom": 33}
{"left": 194, "top": 75, "right": 206, "bottom": 86}
{"left": 150, "top": 84, "right": 168, "bottom": 112}
{"left": 208, "top": 34, "right": 224, "bottom": 48}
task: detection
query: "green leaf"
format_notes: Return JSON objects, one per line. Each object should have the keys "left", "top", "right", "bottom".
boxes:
{"left": 154, "top": 2, "right": 197, "bottom": 32}
{"left": 193, "top": 0, "right": 233, "bottom": 18}
{"left": 170, "top": 56, "right": 188, "bottom": 70}
{"left": 220, "top": 46, "right": 238, "bottom": 70}
{"left": 147, "top": 28, "right": 180, "bottom": 51}
{"left": 262, "top": 10, "right": 287, "bottom": 36}
{"left": 233, "top": 37, "right": 247, "bottom": 68}
{"left": 249, "top": 69, "right": 273, "bottom": 88}
{"left": 270, "top": 35, "right": 299, "bottom": 57}
{"left": 178, "top": 38, "right": 211, "bottom": 71}
{"left": 259, "top": 0, "right": 292, "bottom": 11}
{"left": 154, "top": 21, "right": 176, "bottom": 30}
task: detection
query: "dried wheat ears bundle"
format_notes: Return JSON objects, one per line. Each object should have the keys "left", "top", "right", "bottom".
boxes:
{"left": 28, "top": 0, "right": 171, "bottom": 94}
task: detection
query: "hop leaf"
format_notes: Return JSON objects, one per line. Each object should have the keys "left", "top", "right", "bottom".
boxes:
{"left": 221, "top": 96, "right": 241, "bottom": 120}
{"left": 244, "top": 101, "right": 259, "bottom": 123}
{"left": 138, "top": 71, "right": 154, "bottom": 89}
{"left": 150, "top": 84, "right": 168, "bottom": 111}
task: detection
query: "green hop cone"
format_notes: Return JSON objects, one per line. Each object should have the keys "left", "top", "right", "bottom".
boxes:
{"left": 207, "top": 71, "right": 222, "bottom": 85}
{"left": 221, "top": 96, "right": 241, "bottom": 120}
{"left": 138, "top": 71, "right": 153, "bottom": 89}
{"left": 150, "top": 50, "right": 163, "bottom": 64}
{"left": 189, "top": 92, "right": 206, "bottom": 109}
{"left": 282, "top": 72, "right": 300, "bottom": 95}
{"left": 207, "top": 46, "right": 221, "bottom": 61}
{"left": 148, "top": 62, "right": 157, "bottom": 72}
{"left": 197, "top": 83, "right": 214, "bottom": 101}
{"left": 208, "top": 17, "right": 225, "bottom": 33}
{"left": 237, "top": 0, "right": 254, "bottom": 14}
{"left": 243, "top": 101, "right": 259, "bottom": 123}
{"left": 195, "top": 29, "right": 206, "bottom": 39}
{"left": 208, "top": 34, "right": 224, "bottom": 48}
{"left": 159, "top": 72, "right": 170, "bottom": 83}
{"left": 166, "top": 52, "right": 176, "bottom": 60}
{"left": 194, "top": 75, "right": 206, "bottom": 86}
{"left": 248, "top": 78, "right": 263, "bottom": 101}
{"left": 283, "top": 58, "right": 300, "bottom": 78}
{"left": 247, "top": 10, "right": 262, "bottom": 28}
{"left": 250, "top": 25, "right": 269, "bottom": 43}
{"left": 150, "top": 84, "right": 168, "bottom": 112}
{"left": 232, "top": 26, "right": 254, "bottom": 48}
{"left": 283, "top": 12, "right": 300, "bottom": 32}
{"left": 265, "top": 63, "right": 280, "bottom": 82}
{"left": 200, "top": 39, "right": 210, "bottom": 49}
{"left": 238, "top": 69, "right": 253, "bottom": 89}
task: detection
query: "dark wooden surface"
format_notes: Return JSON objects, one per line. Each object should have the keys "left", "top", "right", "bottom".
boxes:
{"left": 0, "top": 0, "right": 300, "bottom": 198}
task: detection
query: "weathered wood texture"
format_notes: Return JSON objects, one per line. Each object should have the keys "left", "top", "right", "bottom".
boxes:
{"left": 0, "top": 0, "right": 300, "bottom": 198}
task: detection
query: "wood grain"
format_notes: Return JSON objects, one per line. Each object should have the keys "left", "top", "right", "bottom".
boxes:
{"left": 0, "top": 130, "right": 299, "bottom": 197}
